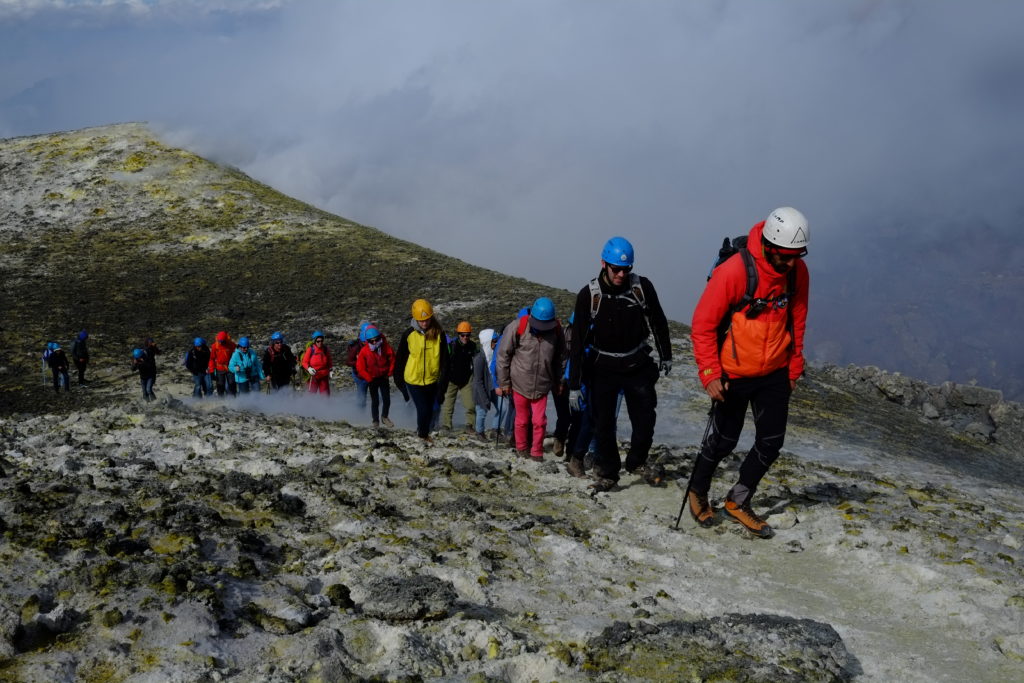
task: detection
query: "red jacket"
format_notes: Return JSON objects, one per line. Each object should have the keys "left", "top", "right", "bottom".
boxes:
{"left": 355, "top": 339, "right": 396, "bottom": 382}
{"left": 208, "top": 339, "right": 236, "bottom": 373}
{"left": 302, "top": 343, "right": 333, "bottom": 380}
{"left": 691, "top": 222, "right": 809, "bottom": 386}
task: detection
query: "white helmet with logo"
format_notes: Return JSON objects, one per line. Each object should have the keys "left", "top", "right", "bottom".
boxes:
{"left": 763, "top": 207, "right": 809, "bottom": 250}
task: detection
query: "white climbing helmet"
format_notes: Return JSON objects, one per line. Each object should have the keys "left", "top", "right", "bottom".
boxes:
{"left": 763, "top": 207, "right": 809, "bottom": 250}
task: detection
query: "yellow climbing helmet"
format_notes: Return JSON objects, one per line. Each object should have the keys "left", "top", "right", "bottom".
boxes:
{"left": 411, "top": 299, "right": 433, "bottom": 321}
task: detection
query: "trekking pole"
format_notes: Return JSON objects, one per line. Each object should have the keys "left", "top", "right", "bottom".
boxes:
{"left": 674, "top": 401, "right": 716, "bottom": 530}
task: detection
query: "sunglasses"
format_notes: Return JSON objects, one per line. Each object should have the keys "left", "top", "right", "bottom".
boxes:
{"left": 458, "top": 333, "right": 471, "bottom": 338}
{"left": 607, "top": 264, "right": 632, "bottom": 274}
{"left": 765, "top": 246, "right": 808, "bottom": 261}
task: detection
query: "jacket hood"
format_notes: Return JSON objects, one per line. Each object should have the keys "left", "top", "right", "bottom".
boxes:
{"left": 479, "top": 328, "right": 496, "bottom": 365}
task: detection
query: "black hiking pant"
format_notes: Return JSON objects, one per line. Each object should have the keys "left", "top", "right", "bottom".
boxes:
{"left": 690, "top": 368, "right": 791, "bottom": 504}
{"left": 407, "top": 383, "right": 438, "bottom": 438}
{"left": 73, "top": 357, "right": 88, "bottom": 383}
{"left": 369, "top": 377, "right": 391, "bottom": 423}
{"left": 589, "top": 361, "right": 658, "bottom": 481}
{"left": 551, "top": 385, "right": 570, "bottom": 441}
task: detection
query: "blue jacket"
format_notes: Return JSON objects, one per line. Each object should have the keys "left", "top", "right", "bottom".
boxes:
{"left": 229, "top": 347, "right": 265, "bottom": 384}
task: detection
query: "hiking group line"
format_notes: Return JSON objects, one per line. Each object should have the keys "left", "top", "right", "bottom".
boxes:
{"left": 41, "top": 208, "right": 811, "bottom": 538}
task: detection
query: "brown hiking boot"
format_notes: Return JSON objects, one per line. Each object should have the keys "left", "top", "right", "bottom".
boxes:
{"left": 588, "top": 477, "right": 617, "bottom": 493}
{"left": 566, "top": 456, "right": 586, "bottom": 478}
{"left": 723, "top": 500, "right": 773, "bottom": 538}
{"left": 687, "top": 490, "right": 715, "bottom": 528}
{"left": 553, "top": 437, "right": 565, "bottom": 458}
{"left": 516, "top": 449, "right": 530, "bottom": 459}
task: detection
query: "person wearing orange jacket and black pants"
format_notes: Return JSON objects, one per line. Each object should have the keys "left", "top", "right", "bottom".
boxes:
{"left": 688, "top": 207, "right": 810, "bottom": 538}
{"left": 208, "top": 331, "right": 237, "bottom": 397}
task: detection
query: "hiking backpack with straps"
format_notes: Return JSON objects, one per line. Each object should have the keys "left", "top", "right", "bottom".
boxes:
{"left": 709, "top": 234, "right": 797, "bottom": 347}
{"left": 585, "top": 272, "right": 664, "bottom": 362}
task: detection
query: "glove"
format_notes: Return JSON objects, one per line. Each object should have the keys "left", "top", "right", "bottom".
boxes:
{"left": 660, "top": 360, "right": 672, "bottom": 376}
{"left": 568, "top": 389, "right": 583, "bottom": 413}
{"left": 306, "top": 367, "right": 316, "bottom": 376}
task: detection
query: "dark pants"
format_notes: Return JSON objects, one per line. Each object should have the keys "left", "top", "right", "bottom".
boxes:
{"left": 214, "top": 370, "right": 236, "bottom": 397}
{"left": 73, "top": 357, "right": 88, "bottom": 383}
{"left": 192, "top": 373, "right": 212, "bottom": 398}
{"left": 51, "top": 368, "right": 70, "bottom": 392}
{"left": 140, "top": 375, "right": 156, "bottom": 401}
{"left": 407, "top": 383, "right": 438, "bottom": 438}
{"left": 689, "top": 368, "right": 791, "bottom": 505}
{"left": 567, "top": 389, "right": 592, "bottom": 457}
{"left": 551, "top": 386, "right": 570, "bottom": 441}
{"left": 369, "top": 377, "right": 391, "bottom": 423}
{"left": 590, "top": 361, "right": 658, "bottom": 481}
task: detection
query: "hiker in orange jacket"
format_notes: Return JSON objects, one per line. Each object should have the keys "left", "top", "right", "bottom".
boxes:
{"left": 208, "top": 331, "right": 237, "bottom": 397}
{"left": 687, "top": 207, "right": 810, "bottom": 538}
{"left": 302, "top": 331, "right": 333, "bottom": 395}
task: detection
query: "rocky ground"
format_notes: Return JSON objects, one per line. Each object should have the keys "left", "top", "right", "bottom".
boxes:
{"left": 2, "top": 124, "right": 1023, "bottom": 681}
{"left": 1, "top": 365, "right": 1022, "bottom": 682}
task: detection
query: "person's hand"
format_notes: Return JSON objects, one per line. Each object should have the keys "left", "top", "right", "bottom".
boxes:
{"left": 704, "top": 378, "right": 728, "bottom": 402}
{"left": 568, "top": 389, "right": 583, "bottom": 412}
{"left": 494, "top": 387, "right": 503, "bottom": 396}
{"left": 790, "top": 378, "right": 797, "bottom": 392}
{"left": 306, "top": 367, "right": 316, "bottom": 376}
{"left": 659, "top": 360, "right": 672, "bottom": 376}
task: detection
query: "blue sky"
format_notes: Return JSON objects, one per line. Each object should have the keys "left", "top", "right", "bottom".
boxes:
{"left": 3, "top": 0, "right": 1024, "bottom": 393}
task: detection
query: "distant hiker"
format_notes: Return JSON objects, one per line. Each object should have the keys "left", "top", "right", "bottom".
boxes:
{"left": 687, "top": 207, "right": 810, "bottom": 538}
{"left": 185, "top": 337, "right": 213, "bottom": 398}
{"left": 355, "top": 325, "right": 396, "bottom": 428}
{"left": 262, "top": 332, "right": 297, "bottom": 391}
{"left": 302, "top": 331, "right": 333, "bottom": 395}
{"left": 346, "top": 321, "right": 373, "bottom": 407}
{"left": 131, "top": 344, "right": 158, "bottom": 401}
{"left": 471, "top": 328, "right": 498, "bottom": 440}
{"left": 230, "top": 336, "right": 265, "bottom": 393}
{"left": 441, "top": 321, "right": 478, "bottom": 433}
{"left": 46, "top": 342, "right": 70, "bottom": 393}
{"left": 71, "top": 330, "right": 89, "bottom": 385}
{"left": 208, "top": 331, "right": 237, "bottom": 397}
{"left": 568, "top": 237, "right": 672, "bottom": 492}
{"left": 497, "top": 298, "right": 567, "bottom": 461}
{"left": 394, "top": 299, "right": 450, "bottom": 443}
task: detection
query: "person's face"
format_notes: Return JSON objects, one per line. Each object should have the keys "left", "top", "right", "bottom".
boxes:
{"left": 603, "top": 260, "right": 631, "bottom": 286}
{"left": 765, "top": 249, "right": 803, "bottom": 274}
{"left": 315, "top": 337, "right": 324, "bottom": 345}
{"left": 273, "top": 341, "right": 283, "bottom": 349}
{"left": 458, "top": 332, "right": 471, "bottom": 344}
{"left": 417, "top": 319, "right": 430, "bottom": 330}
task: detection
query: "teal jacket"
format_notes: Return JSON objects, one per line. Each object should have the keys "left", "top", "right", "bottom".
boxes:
{"left": 229, "top": 347, "right": 265, "bottom": 384}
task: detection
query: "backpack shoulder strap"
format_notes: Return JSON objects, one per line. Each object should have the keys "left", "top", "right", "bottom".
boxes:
{"left": 628, "top": 272, "right": 646, "bottom": 309}
{"left": 588, "top": 278, "right": 602, "bottom": 318}
{"left": 729, "top": 247, "right": 759, "bottom": 314}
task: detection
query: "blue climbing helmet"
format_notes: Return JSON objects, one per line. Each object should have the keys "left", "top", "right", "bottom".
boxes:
{"left": 531, "top": 297, "right": 556, "bottom": 321}
{"left": 358, "top": 320, "right": 372, "bottom": 342}
{"left": 238, "top": 336, "right": 250, "bottom": 348}
{"left": 132, "top": 348, "right": 144, "bottom": 359}
{"left": 312, "top": 331, "right": 324, "bottom": 341}
{"left": 193, "top": 337, "right": 205, "bottom": 346}
{"left": 78, "top": 330, "right": 88, "bottom": 341}
{"left": 46, "top": 342, "right": 57, "bottom": 351}
{"left": 529, "top": 297, "right": 558, "bottom": 332}
{"left": 270, "top": 331, "right": 283, "bottom": 342}
{"left": 52, "top": 343, "right": 61, "bottom": 350}
{"left": 363, "top": 325, "right": 381, "bottom": 341}
{"left": 601, "top": 236, "right": 634, "bottom": 267}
